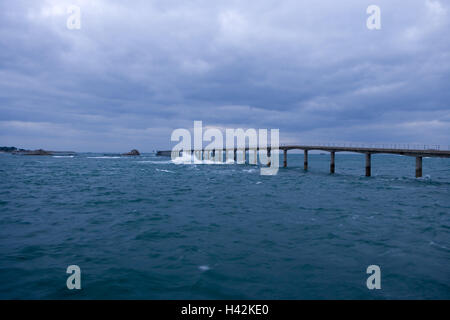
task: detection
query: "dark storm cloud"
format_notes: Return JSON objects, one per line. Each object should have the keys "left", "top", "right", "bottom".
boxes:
{"left": 0, "top": 0, "right": 449, "bottom": 151}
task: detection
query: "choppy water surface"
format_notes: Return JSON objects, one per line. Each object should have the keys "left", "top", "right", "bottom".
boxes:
{"left": 0, "top": 153, "right": 449, "bottom": 299}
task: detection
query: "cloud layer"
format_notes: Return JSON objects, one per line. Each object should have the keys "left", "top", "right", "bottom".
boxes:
{"left": 1, "top": 0, "right": 449, "bottom": 151}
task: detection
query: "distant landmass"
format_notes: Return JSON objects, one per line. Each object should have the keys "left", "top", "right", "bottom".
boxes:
{"left": 0, "top": 147, "right": 140, "bottom": 156}
{"left": 121, "top": 149, "right": 140, "bottom": 156}
{"left": 0, "top": 147, "right": 76, "bottom": 155}
{"left": 0, "top": 146, "right": 27, "bottom": 153}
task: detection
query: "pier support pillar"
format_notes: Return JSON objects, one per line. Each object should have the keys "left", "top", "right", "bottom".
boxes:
{"left": 365, "top": 153, "right": 371, "bottom": 177}
{"left": 330, "top": 151, "right": 335, "bottom": 174}
{"left": 304, "top": 150, "right": 308, "bottom": 171}
{"left": 225, "top": 149, "right": 230, "bottom": 163}
{"left": 283, "top": 150, "right": 287, "bottom": 167}
{"left": 253, "top": 149, "right": 258, "bottom": 165}
{"left": 233, "top": 149, "right": 237, "bottom": 162}
{"left": 416, "top": 156, "right": 422, "bottom": 178}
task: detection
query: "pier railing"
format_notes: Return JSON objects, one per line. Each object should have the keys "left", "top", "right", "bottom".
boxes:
{"left": 280, "top": 143, "right": 449, "bottom": 151}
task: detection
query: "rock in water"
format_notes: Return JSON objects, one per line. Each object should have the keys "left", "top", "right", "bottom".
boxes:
{"left": 16, "top": 149, "right": 52, "bottom": 155}
{"left": 122, "top": 149, "right": 140, "bottom": 156}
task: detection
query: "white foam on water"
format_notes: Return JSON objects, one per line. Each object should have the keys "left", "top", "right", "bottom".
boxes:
{"left": 198, "top": 265, "right": 210, "bottom": 272}
{"left": 171, "top": 152, "right": 198, "bottom": 164}
{"left": 137, "top": 160, "right": 172, "bottom": 164}
{"left": 87, "top": 156, "right": 121, "bottom": 159}
{"left": 53, "top": 156, "right": 74, "bottom": 158}
{"left": 429, "top": 241, "right": 448, "bottom": 249}
{"left": 172, "top": 152, "right": 235, "bottom": 165}
{"left": 225, "top": 158, "right": 235, "bottom": 164}
{"left": 156, "top": 168, "right": 175, "bottom": 173}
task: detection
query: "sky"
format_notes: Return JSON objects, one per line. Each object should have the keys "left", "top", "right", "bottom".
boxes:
{"left": 0, "top": 0, "right": 449, "bottom": 152}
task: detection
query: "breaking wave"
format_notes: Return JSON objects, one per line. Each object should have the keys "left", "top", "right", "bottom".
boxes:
{"left": 171, "top": 152, "right": 235, "bottom": 165}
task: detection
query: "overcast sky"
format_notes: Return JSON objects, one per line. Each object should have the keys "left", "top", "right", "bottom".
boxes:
{"left": 0, "top": 0, "right": 449, "bottom": 152}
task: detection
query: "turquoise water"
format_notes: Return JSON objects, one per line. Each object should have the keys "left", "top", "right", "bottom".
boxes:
{"left": 0, "top": 152, "right": 449, "bottom": 299}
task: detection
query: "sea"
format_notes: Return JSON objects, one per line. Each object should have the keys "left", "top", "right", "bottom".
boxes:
{"left": 0, "top": 152, "right": 449, "bottom": 299}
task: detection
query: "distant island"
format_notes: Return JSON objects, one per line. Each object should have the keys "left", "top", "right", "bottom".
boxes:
{"left": 0, "top": 147, "right": 76, "bottom": 156}
{"left": 122, "top": 149, "right": 140, "bottom": 156}
{"left": 0, "top": 146, "right": 28, "bottom": 153}
{"left": 0, "top": 146, "right": 140, "bottom": 156}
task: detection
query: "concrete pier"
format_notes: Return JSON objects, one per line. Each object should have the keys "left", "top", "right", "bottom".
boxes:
{"left": 330, "top": 151, "right": 335, "bottom": 174}
{"left": 365, "top": 153, "right": 371, "bottom": 177}
{"left": 304, "top": 150, "right": 308, "bottom": 171}
{"left": 416, "top": 157, "right": 423, "bottom": 178}
{"left": 157, "top": 145, "right": 450, "bottom": 178}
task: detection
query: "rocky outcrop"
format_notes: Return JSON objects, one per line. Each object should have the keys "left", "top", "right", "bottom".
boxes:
{"left": 0, "top": 146, "right": 20, "bottom": 153}
{"left": 13, "top": 149, "right": 52, "bottom": 155}
{"left": 21, "top": 149, "right": 52, "bottom": 156}
{"left": 2, "top": 146, "right": 75, "bottom": 156}
{"left": 122, "top": 149, "right": 140, "bottom": 156}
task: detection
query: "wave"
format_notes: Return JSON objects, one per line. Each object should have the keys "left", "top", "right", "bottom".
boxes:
{"left": 171, "top": 152, "right": 235, "bottom": 165}
{"left": 225, "top": 158, "right": 235, "bottom": 164}
{"left": 87, "top": 156, "right": 122, "bottom": 159}
{"left": 156, "top": 168, "right": 175, "bottom": 173}
{"left": 52, "top": 156, "right": 74, "bottom": 158}
{"left": 137, "top": 160, "right": 172, "bottom": 164}
{"left": 198, "top": 265, "right": 210, "bottom": 272}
